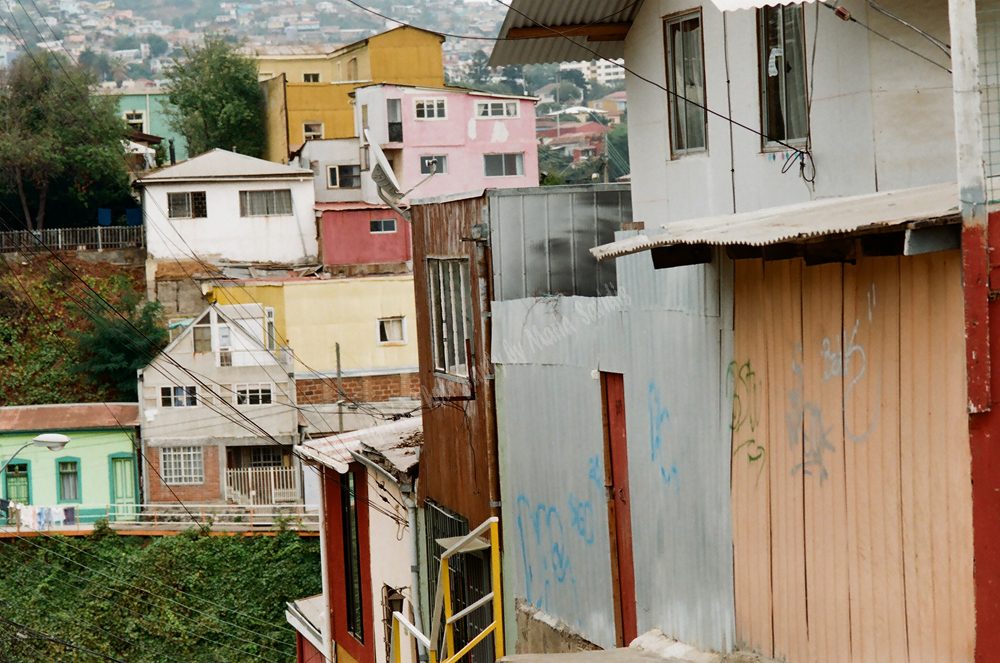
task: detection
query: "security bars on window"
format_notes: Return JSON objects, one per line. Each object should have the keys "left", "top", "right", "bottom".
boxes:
{"left": 427, "top": 258, "right": 472, "bottom": 377}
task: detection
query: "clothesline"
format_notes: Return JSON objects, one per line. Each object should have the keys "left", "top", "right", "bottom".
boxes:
{"left": 0, "top": 501, "right": 80, "bottom": 529}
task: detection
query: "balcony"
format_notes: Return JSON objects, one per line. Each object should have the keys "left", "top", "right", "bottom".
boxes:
{"left": 0, "top": 225, "right": 145, "bottom": 252}
{"left": 226, "top": 466, "right": 301, "bottom": 505}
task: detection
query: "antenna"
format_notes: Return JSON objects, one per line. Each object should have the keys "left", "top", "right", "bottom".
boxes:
{"left": 365, "top": 129, "right": 436, "bottom": 221}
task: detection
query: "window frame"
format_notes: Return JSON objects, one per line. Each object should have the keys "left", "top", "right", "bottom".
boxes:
{"left": 341, "top": 468, "right": 365, "bottom": 643}
{"left": 160, "top": 446, "right": 205, "bottom": 485}
{"left": 427, "top": 258, "right": 473, "bottom": 377}
{"left": 265, "top": 307, "right": 277, "bottom": 351}
{"left": 376, "top": 316, "right": 406, "bottom": 345}
{"left": 663, "top": 9, "right": 709, "bottom": 158}
{"left": 475, "top": 100, "right": 519, "bottom": 118}
{"left": 420, "top": 155, "right": 447, "bottom": 175}
{"left": 56, "top": 456, "right": 82, "bottom": 504}
{"left": 124, "top": 110, "right": 145, "bottom": 132}
{"left": 167, "top": 191, "right": 207, "bottom": 219}
{"left": 235, "top": 383, "right": 274, "bottom": 406}
{"left": 303, "top": 122, "right": 324, "bottom": 140}
{"left": 369, "top": 218, "right": 397, "bottom": 234}
{"left": 757, "top": 5, "right": 810, "bottom": 151}
{"left": 160, "top": 385, "right": 198, "bottom": 407}
{"left": 336, "top": 164, "right": 361, "bottom": 189}
{"left": 3, "top": 460, "right": 30, "bottom": 504}
{"left": 483, "top": 152, "right": 524, "bottom": 178}
{"left": 303, "top": 72, "right": 320, "bottom": 82}
{"left": 414, "top": 97, "right": 447, "bottom": 121}
{"left": 239, "top": 189, "right": 294, "bottom": 217}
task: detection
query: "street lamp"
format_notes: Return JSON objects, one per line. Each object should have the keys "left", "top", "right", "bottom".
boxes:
{"left": 0, "top": 434, "right": 71, "bottom": 474}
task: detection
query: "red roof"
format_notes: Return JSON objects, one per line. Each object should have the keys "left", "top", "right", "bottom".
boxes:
{"left": 0, "top": 403, "right": 139, "bottom": 432}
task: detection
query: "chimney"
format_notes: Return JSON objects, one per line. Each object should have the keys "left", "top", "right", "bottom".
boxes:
{"left": 168, "top": 138, "right": 176, "bottom": 165}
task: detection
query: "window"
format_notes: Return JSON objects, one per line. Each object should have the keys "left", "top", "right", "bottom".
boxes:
{"left": 250, "top": 447, "right": 283, "bottom": 467}
{"left": 342, "top": 470, "right": 364, "bottom": 642}
{"left": 370, "top": 218, "right": 396, "bottom": 234}
{"left": 193, "top": 316, "right": 212, "bottom": 352}
{"left": 167, "top": 192, "right": 207, "bottom": 219}
{"left": 303, "top": 72, "right": 320, "bottom": 82}
{"left": 328, "top": 164, "right": 361, "bottom": 189}
{"left": 427, "top": 258, "right": 472, "bottom": 376}
{"left": 361, "top": 104, "right": 369, "bottom": 130}
{"left": 758, "top": 5, "right": 809, "bottom": 147}
{"left": 347, "top": 57, "right": 358, "bottom": 80}
{"left": 239, "top": 189, "right": 293, "bottom": 216}
{"left": 265, "top": 307, "right": 276, "bottom": 351}
{"left": 361, "top": 146, "right": 370, "bottom": 172}
{"left": 476, "top": 101, "right": 518, "bottom": 118}
{"left": 415, "top": 98, "right": 446, "bottom": 120}
{"left": 303, "top": 122, "right": 324, "bottom": 140}
{"left": 378, "top": 317, "right": 405, "bottom": 344}
{"left": 236, "top": 383, "right": 273, "bottom": 405}
{"left": 4, "top": 462, "right": 28, "bottom": 504}
{"left": 665, "top": 11, "right": 707, "bottom": 155}
{"left": 218, "top": 325, "right": 232, "bottom": 366}
{"left": 160, "top": 386, "right": 198, "bottom": 407}
{"left": 420, "top": 155, "right": 447, "bottom": 174}
{"left": 161, "top": 447, "right": 204, "bottom": 485}
{"left": 387, "top": 99, "right": 403, "bottom": 142}
{"left": 483, "top": 153, "right": 524, "bottom": 177}
{"left": 124, "top": 110, "right": 144, "bottom": 132}
{"left": 58, "top": 460, "right": 80, "bottom": 502}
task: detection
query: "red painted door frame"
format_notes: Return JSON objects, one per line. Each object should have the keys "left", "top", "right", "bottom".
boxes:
{"left": 603, "top": 372, "right": 638, "bottom": 646}
{"left": 324, "top": 464, "right": 376, "bottom": 663}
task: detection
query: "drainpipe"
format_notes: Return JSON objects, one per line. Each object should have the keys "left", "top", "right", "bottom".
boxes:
{"left": 472, "top": 216, "right": 501, "bottom": 521}
{"left": 168, "top": 139, "right": 176, "bottom": 166}
{"left": 318, "top": 466, "right": 336, "bottom": 662}
{"left": 403, "top": 491, "right": 428, "bottom": 662}
{"left": 950, "top": 0, "right": 991, "bottom": 412}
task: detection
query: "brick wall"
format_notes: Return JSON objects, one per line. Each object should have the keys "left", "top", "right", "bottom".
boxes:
{"left": 296, "top": 372, "right": 420, "bottom": 405}
{"left": 144, "top": 443, "right": 223, "bottom": 503}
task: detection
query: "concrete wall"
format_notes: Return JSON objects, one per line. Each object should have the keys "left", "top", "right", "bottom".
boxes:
{"left": 143, "top": 176, "right": 317, "bottom": 264}
{"left": 367, "top": 477, "right": 416, "bottom": 663}
{"left": 321, "top": 209, "right": 411, "bottom": 266}
{"left": 356, "top": 85, "right": 539, "bottom": 205}
{"left": 299, "top": 138, "right": 364, "bottom": 203}
{"left": 623, "top": 0, "right": 954, "bottom": 226}
{"left": 262, "top": 75, "right": 290, "bottom": 164}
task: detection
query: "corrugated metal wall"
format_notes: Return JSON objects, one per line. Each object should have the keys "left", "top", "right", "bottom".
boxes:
{"left": 730, "top": 253, "right": 975, "bottom": 663}
{"left": 493, "top": 247, "right": 736, "bottom": 652}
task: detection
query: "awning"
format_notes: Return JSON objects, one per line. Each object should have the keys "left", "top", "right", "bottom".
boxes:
{"left": 296, "top": 416, "right": 421, "bottom": 477}
{"left": 591, "top": 183, "right": 960, "bottom": 261}
{"left": 709, "top": 0, "right": 817, "bottom": 10}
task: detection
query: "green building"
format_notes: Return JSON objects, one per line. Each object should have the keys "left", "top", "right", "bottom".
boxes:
{"left": 0, "top": 403, "right": 140, "bottom": 527}
{"left": 98, "top": 84, "right": 189, "bottom": 161}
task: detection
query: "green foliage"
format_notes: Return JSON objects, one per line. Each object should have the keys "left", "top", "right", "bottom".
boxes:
{"left": 0, "top": 52, "right": 131, "bottom": 230}
{"left": 607, "top": 122, "right": 630, "bottom": 181}
{"left": 165, "top": 37, "right": 265, "bottom": 158}
{"left": 524, "top": 63, "right": 559, "bottom": 93}
{"left": 111, "top": 34, "right": 141, "bottom": 51}
{"left": 538, "top": 143, "right": 572, "bottom": 184}
{"left": 72, "top": 278, "right": 169, "bottom": 401}
{"left": 560, "top": 68, "right": 587, "bottom": 91}
{"left": 0, "top": 530, "right": 321, "bottom": 662}
{"left": 146, "top": 34, "right": 169, "bottom": 58}
{"left": 467, "top": 49, "right": 491, "bottom": 86}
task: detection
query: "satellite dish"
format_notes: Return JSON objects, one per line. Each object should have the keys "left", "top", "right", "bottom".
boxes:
{"left": 364, "top": 128, "right": 436, "bottom": 220}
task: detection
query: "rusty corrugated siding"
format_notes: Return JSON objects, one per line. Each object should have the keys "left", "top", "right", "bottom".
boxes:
{"left": 730, "top": 253, "right": 975, "bottom": 663}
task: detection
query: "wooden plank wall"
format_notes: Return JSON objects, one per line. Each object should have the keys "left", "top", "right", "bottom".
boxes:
{"left": 730, "top": 253, "right": 975, "bottom": 663}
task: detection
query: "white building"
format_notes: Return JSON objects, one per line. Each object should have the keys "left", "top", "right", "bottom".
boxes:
{"left": 559, "top": 58, "right": 626, "bottom": 85}
{"left": 294, "top": 138, "right": 364, "bottom": 204}
{"left": 136, "top": 149, "right": 318, "bottom": 265}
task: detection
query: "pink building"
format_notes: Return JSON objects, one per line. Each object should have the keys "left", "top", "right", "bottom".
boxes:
{"left": 316, "top": 202, "right": 411, "bottom": 271}
{"left": 353, "top": 83, "right": 539, "bottom": 204}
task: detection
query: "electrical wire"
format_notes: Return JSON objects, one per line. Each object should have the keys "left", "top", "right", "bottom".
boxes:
{"left": 0, "top": 613, "right": 129, "bottom": 663}
{"left": 865, "top": 0, "right": 951, "bottom": 57}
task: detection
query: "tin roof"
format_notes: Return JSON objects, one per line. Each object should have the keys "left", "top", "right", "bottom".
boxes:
{"left": 0, "top": 403, "right": 140, "bottom": 432}
{"left": 136, "top": 149, "right": 312, "bottom": 184}
{"left": 489, "top": 0, "right": 642, "bottom": 67}
{"left": 296, "top": 416, "right": 421, "bottom": 478}
{"left": 591, "top": 183, "right": 960, "bottom": 261}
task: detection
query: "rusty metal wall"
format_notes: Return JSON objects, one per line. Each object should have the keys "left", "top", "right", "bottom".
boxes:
{"left": 493, "top": 245, "right": 736, "bottom": 652}
{"left": 487, "top": 185, "right": 630, "bottom": 301}
{"left": 730, "top": 253, "right": 975, "bottom": 663}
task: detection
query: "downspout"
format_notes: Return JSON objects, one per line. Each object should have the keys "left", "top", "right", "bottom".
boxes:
{"left": 950, "top": 0, "right": 991, "bottom": 413}
{"left": 403, "top": 491, "right": 428, "bottom": 662}
{"left": 473, "top": 204, "right": 501, "bottom": 521}
{"left": 318, "top": 465, "right": 336, "bottom": 662}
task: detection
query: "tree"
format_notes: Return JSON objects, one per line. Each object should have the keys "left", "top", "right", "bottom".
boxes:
{"left": 146, "top": 34, "right": 169, "bottom": 58}
{"left": 164, "top": 37, "right": 265, "bottom": 158}
{"left": 554, "top": 81, "right": 582, "bottom": 103}
{"left": 72, "top": 285, "right": 169, "bottom": 400}
{"left": 468, "top": 49, "right": 491, "bottom": 86}
{"left": 500, "top": 65, "right": 524, "bottom": 95}
{"left": 0, "top": 52, "right": 129, "bottom": 230}
{"left": 538, "top": 143, "right": 572, "bottom": 184}
{"left": 607, "top": 122, "right": 630, "bottom": 181}
{"left": 111, "top": 34, "right": 140, "bottom": 51}
{"left": 560, "top": 68, "right": 587, "bottom": 91}
{"left": 524, "top": 63, "right": 558, "bottom": 93}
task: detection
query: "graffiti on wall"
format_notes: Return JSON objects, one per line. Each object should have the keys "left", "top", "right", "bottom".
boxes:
{"left": 648, "top": 382, "right": 679, "bottom": 489}
{"left": 729, "top": 360, "right": 766, "bottom": 482}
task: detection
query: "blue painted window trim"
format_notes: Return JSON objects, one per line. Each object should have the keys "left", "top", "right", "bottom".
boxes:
{"left": 2, "top": 458, "right": 32, "bottom": 505}
{"left": 55, "top": 456, "right": 83, "bottom": 504}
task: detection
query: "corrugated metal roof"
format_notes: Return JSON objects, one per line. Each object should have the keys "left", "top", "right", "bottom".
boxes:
{"left": 296, "top": 417, "right": 421, "bottom": 476}
{"left": 0, "top": 403, "right": 139, "bottom": 432}
{"left": 710, "top": 0, "right": 816, "bottom": 9}
{"left": 591, "top": 183, "right": 960, "bottom": 261}
{"left": 488, "top": 0, "right": 643, "bottom": 67}
{"left": 137, "top": 149, "right": 312, "bottom": 183}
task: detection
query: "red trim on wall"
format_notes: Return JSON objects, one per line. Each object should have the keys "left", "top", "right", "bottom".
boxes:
{"left": 964, "top": 222, "right": 991, "bottom": 412}
{"left": 972, "top": 211, "right": 1000, "bottom": 662}
{"left": 324, "top": 464, "right": 376, "bottom": 663}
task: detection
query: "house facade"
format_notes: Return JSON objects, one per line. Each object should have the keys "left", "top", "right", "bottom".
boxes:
{"left": 0, "top": 403, "right": 140, "bottom": 528}
{"left": 96, "top": 83, "right": 188, "bottom": 160}
{"left": 354, "top": 84, "right": 539, "bottom": 204}
{"left": 138, "top": 303, "right": 305, "bottom": 506}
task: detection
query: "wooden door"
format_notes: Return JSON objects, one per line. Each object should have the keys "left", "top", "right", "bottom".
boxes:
{"left": 603, "top": 372, "right": 637, "bottom": 646}
{"left": 111, "top": 457, "right": 137, "bottom": 521}
{"left": 5, "top": 463, "right": 29, "bottom": 504}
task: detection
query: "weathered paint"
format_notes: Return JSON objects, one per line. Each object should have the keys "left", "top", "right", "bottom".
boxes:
{"left": 97, "top": 86, "right": 189, "bottom": 160}
{"left": 729, "top": 253, "right": 975, "bottom": 663}
{"left": 321, "top": 208, "right": 411, "bottom": 267}
{"left": 492, "top": 246, "right": 735, "bottom": 652}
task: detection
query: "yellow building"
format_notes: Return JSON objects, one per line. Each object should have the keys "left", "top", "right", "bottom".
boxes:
{"left": 251, "top": 26, "right": 446, "bottom": 162}
{"left": 209, "top": 276, "right": 420, "bottom": 411}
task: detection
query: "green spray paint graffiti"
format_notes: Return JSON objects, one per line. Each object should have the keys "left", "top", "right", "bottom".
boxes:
{"left": 728, "top": 360, "right": 766, "bottom": 482}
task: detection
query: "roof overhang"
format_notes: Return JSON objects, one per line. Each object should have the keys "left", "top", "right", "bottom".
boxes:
{"left": 592, "top": 183, "right": 962, "bottom": 266}
{"left": 489, "top": 0, "right": 643, "bottom": 67}
{"left": 709, "top": 0, "right": 817, "bottom": 10}
{"left": 285, "top": 595, "right": 324, "bottom": 654}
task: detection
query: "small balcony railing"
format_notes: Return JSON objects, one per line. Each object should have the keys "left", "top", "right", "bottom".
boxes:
{"left": 0, "top": 226, "right": 145, "bottom": 253}
{"left": 226, "top": 466, "right": 300, "bottom": 505}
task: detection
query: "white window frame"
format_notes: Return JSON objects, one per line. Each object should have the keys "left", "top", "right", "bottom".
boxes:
{"left": 475, "top": 100, "right": 519, "bottom": 118}
{"left": 427, "top": 258, "right": 472, "bottom": 377}
{"left": 328, "top": 164, "right": 361, "bottom": 189}
{"left": 160, "top": 446, "right": 204, "bottom": 485}
{"left": 160, "top": 385, "right": 198, "bottom": 407}
{"left": 239, "top": 189, "right": 293, "bottom": 217}
{"left": 420, "top": 155, "right": 447, "bottom": 175}
{"left": 483, "top": 153, "right": 524, "bottom": 178}
{"left": 303, "top": 72, "right": 320, "bottom": 82}
{"left": 370, "top": 218, "right": 397, "bottom": 234}
{"left": 235, "top": 383, "right": 273, "bottom": 406}
{"left": 265, "top": 307, "right": 276, "bottom": 351}
{"left": 377, "top": 316, "right": 406, "bottom": 345}
{"left": 303, "top": 122, "right": 324, "bottom": 140}
{"left": 414, "top": 98, "right": 447, "bottom": 120}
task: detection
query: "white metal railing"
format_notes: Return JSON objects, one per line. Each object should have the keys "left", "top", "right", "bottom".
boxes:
{"left": 0, "top": 226, "right": 145, "bottom": 253}
{"left": 226, "top": 467, "right": 300, "bottom": 505}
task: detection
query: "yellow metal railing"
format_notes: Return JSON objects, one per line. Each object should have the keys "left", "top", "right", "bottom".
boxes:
{"left": 391, "top": 516, "right": 504, "bottom": 663}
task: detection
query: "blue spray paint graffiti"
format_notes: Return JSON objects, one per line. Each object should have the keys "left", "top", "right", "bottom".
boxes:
{"left": 588, "top": 455, "right": 604, "bottom": 492}
{"left": 648, "top": 382, "right": 678, "bottom": 489}
{"left": 568, "top": 494, "right": 595, "bottom": 544}
{"left": 516, "top": 495, "right": 583, "bottom": 626}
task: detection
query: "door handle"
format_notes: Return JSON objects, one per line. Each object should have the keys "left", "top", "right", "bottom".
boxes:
{"left": 618, "top": 488, "right": 626, "bottom": 504}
